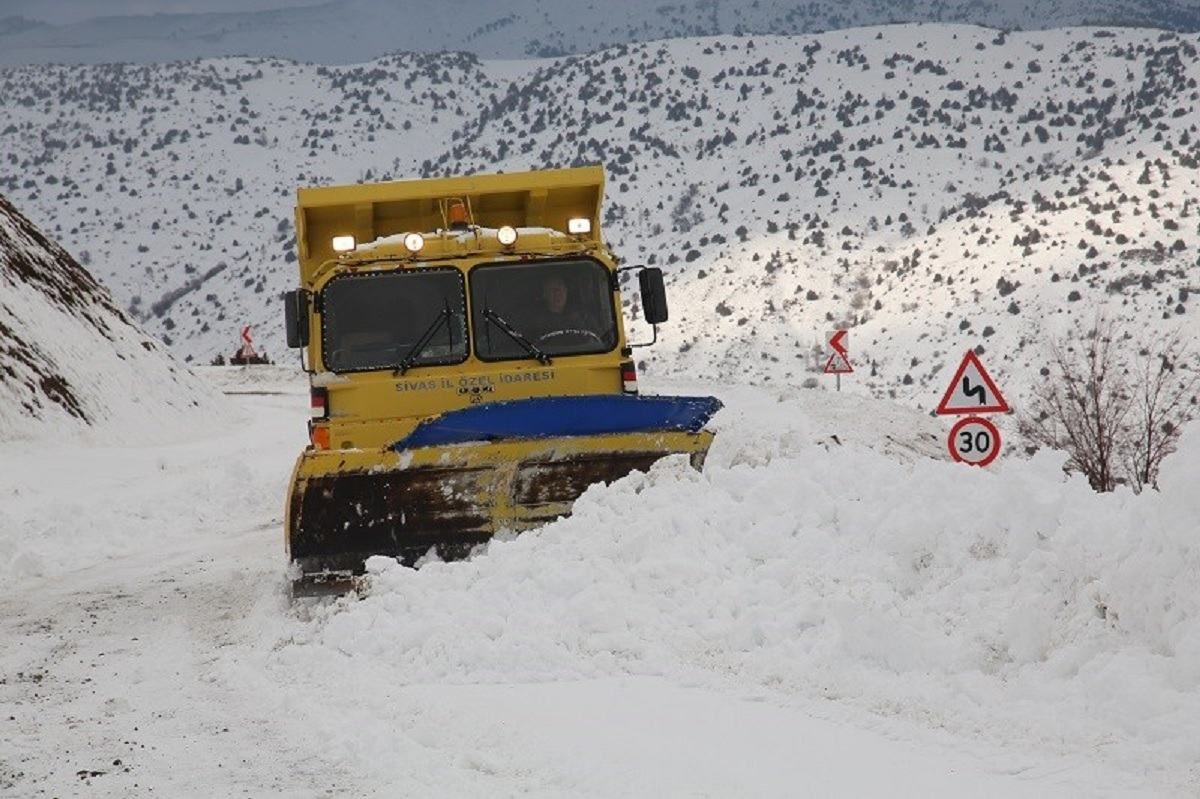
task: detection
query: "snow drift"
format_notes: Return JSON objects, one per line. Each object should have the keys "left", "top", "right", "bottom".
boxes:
{"left": 0, "top": 193, "right": 225, "bottom": 441}
{"left": 286, "top": 386, "right": 1200, "bottom": 790}
{"left": 3, "top": 367, "right": 1196, "bottom": 793}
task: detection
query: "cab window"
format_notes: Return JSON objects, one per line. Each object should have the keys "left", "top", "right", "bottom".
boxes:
{"left": 321, "top": 268, "right": 467, "bottom": 373}
{"left": 470, "top": 259, "right": 617, "bottom": 361}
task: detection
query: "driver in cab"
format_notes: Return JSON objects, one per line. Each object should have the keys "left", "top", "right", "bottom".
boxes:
{"left": 529, "top": 274, "right": 590, "bottom": 342}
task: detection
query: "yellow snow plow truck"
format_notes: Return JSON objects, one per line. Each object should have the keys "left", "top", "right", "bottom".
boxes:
{"left": 282, "top": 165, "right": 721, "bottom": 592}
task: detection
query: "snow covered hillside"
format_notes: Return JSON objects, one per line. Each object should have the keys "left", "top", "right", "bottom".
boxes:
{"left": 2, "top": 368, "right": 1198, "bottom": 795}
{"left": 2, "top": 0, "right": 1200, "bottom": 66}
{"left": 3, "top": 25, "right": 1200, "bottom": 407}
{"left": 0, "top": 194, "right": 225, "bottom": 441}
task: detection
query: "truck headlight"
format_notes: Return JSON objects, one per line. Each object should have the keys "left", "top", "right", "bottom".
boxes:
{"left": 497, "top": 225, "right": 518, "bottom": 246}
{"left": 403, "top": 232, "right": 425, "bottom": 253}
{"left": 567, "top": 217, "right": 592, "bottom": 235}
{"left": 332, "top": 235, "right": 356, "bottom": 252}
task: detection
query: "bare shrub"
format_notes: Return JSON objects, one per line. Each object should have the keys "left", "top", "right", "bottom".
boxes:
{"left": 1021, "top": 318, "right": 1199, "bottom": 492}
{"left": 1124, "top": 333, "right": 1200, "bottom": 491}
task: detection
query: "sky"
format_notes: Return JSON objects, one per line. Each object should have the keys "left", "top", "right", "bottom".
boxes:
{"left": 3, "top": 1, "right": 1194, "bottom": 28}
{"left": 0, "top": 0, "right": 324, "bottom": 24}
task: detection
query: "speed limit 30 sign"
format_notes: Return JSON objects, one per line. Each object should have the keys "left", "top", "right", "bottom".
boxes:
{"left": 947, "top": 416, "right": 1001, "bottom": 467}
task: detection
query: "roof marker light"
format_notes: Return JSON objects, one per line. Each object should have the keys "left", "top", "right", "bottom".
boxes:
{"left": 497, "top": 225, "right": 519, "bottom": 246}
{"left": 332, "top": 235, "right": 356, "bottom": 252}
{"left": 567, "top": 217, "right": 592, "bottom": 235}
{"left": 403, "top": 232, "right": 425, "bottom": 253}
{"left": 447, "top": 200, "right": 470, "bottom": 229}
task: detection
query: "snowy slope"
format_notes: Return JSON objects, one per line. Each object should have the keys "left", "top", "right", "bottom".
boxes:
{"left": 434, "top": 27, "right": 1200, "bottom": 404}
{"left": 0, "top": 194, "right": 225, "bottom": 442}
{"left": 3, "top": 25, "right": 1198, "bottom": 411}
{"left": 0, "top": 50, "right": 497, "bottom": 363}
{"left": 3, "top": 0, "right": 1200, "bottom": 66}
{"left": 1, "top": 368, "right": 1197, "bottom": 795}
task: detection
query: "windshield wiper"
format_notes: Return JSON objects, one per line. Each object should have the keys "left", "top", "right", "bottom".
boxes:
{"left": 483, "top": 308, "right": 552, "bottom": 365}
{"left": 396, "top": 303, "right": 452, "bottom": 375}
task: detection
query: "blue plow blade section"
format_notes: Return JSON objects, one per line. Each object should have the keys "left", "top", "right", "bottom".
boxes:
{"left": 393, "top": 394, "right": 723, "bottom": 450}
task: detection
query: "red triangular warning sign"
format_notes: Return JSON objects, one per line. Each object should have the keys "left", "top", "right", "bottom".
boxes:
{"left": 823, "top": 352, "right": 854, "bottom": 374}
{"left": 936, "top": 350, "right": 1008, "bottom": 415}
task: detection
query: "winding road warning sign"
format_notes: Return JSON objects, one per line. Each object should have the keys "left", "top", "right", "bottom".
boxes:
{"left": 936, "top": 350, "right": 1008, "bottom": 415}
{"left": 947, "top": 416, "right": 1002, "bottom": 467}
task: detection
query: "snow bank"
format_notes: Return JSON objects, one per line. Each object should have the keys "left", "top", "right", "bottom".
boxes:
{"left": 298, "top": 396, "right": 1200, "bottom": 787}
{"left": 0, "top": 194, "right": 227, "bottom": 442}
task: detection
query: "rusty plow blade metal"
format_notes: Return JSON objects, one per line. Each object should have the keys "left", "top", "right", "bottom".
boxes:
{"left": 286, "top": 429, "right": 714, "bottom": 582}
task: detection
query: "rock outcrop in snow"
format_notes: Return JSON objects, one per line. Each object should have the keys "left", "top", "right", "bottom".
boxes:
{"left": 0, "top": 193, "right": 224, "bottom": 440}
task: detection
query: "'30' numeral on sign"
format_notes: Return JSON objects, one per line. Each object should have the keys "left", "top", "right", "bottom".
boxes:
{"left": 948, "top": 416, "right": 1001, "bottom": 467}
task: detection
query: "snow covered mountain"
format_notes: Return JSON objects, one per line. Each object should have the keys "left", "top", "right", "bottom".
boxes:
{"left": 3, "top": 0, "right": 1200, "bottom": 66}
{"left": 3, "top": 24, "right": 1199, "bottom": 408}
{"left": 0, "top": 194, "right": 224, "bottom": 441}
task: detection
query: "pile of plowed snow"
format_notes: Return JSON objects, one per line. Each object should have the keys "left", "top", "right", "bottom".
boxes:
{"left": 0, "top": 194, "right": 225, "bottom": 441}
{"left": 281, "top": 388, "right": 1200, "bottom": 789}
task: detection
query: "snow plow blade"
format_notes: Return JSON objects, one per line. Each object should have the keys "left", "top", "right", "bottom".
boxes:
{"left": 286, "top": 395, "right": 721, "bottom": 584}
{"left": 287, "top": 430, "right": 714, "bottom": 578}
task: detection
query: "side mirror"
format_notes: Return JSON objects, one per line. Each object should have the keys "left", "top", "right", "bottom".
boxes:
{"left": 639, "top": 267, "right": 669, "bottom": 325}
{"left": 284, "top": 289, "right": 310, "bottom": 348}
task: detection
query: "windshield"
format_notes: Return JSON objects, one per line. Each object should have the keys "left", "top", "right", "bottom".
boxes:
{"left": 321, "top": 267, "right": 467, "bottom": 373}
{"left": 470, "top": 259, "right": 617, "bottom": 361}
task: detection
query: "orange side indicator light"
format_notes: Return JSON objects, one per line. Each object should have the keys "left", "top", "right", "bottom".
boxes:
{"left": 310, "top": 424, "right": 331, "bottom": 450}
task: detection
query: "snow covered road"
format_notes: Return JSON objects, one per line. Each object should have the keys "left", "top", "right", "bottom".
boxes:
{"left": 1, "top": 367, "right": 1196, "bottom": 796}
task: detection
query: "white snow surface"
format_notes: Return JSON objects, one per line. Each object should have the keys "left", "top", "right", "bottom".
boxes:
{"left": 2, "top": 366, "right": 1198, "bottom": 795}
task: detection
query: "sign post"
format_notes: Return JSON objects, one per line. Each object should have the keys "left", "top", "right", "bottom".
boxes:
{"left": 823, "top": 330, "right": 853, "bottom": 391}
{"left": 936, "top": 350, "right": 1008, "bottom": 467}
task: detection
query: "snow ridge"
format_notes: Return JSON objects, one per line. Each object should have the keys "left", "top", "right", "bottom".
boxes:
{"left": 0, "top": 194, "right": 225, "bottom": 441}
{"left": 3, "top": 0, "right": 1200, "bottom": 66}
